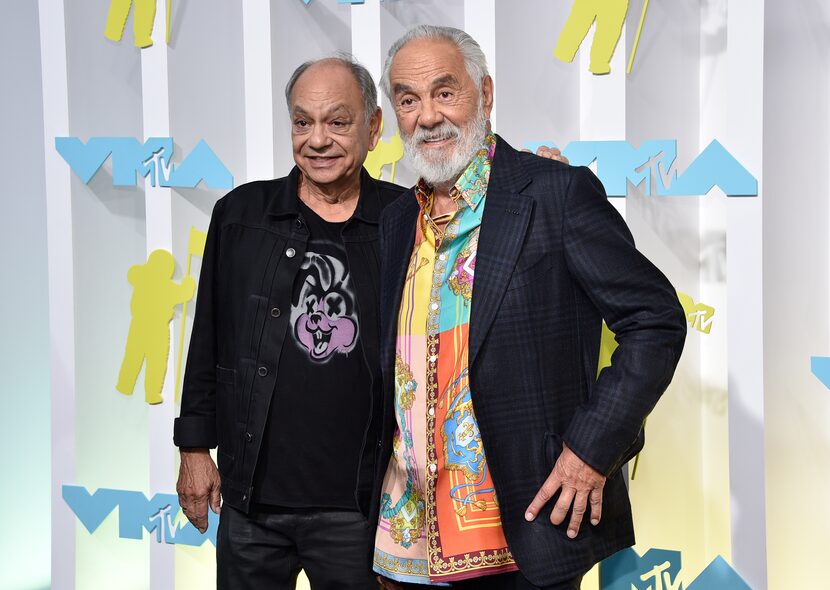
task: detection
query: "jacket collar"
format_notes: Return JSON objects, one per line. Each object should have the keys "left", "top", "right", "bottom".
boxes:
{"left": 265, "top": 166, "right": 383, "bottom": 225}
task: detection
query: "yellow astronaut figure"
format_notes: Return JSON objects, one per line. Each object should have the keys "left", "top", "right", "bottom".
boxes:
{"left": 554, "top": 0, "right": 629, "bottom": 75}
{"left": 104, "top": 0, "right": 156, "bottom": 48}
{"left": 363, "top": 119, "right": 405, "bottom": 183}
{"left": 116, "top": 250, "right": 195, "bottom": 404}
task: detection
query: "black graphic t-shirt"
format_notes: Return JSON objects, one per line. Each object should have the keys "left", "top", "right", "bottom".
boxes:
{"left": 253, "top": 199, "right": 371, "bottom": 510}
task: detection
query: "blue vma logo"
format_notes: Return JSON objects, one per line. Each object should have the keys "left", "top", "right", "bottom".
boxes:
{"left": 524, "top": 139, "right": 757, "bottom": 197}
{"left": 600, "top": 547, "right": 750, "bottom": 590}
{"left": 62, "top": 485, "right": 218, "bottom": 547}
{"left": 812, "top": 356, "right": 830, "bottom": 391}
{"left": 55, "top": 137, "right": 233, "bottom": 189}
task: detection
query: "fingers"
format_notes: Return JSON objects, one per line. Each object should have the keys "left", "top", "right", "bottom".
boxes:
{"left": 589, "top": 485, "right": 603, "bottom": 525}
{"left": 534, "top": 146, "right": 569, "bottom": 164}
{"left": 566, "top": 489, "right": 589, "bottom": 538}
{"left": 184, "top": 495, "right": 209, "bottom": 533}
{"left": 525, "top": 473, "right": 561, "bottom": 521}
{"left": 209, "top": 480, "right": 222, "bottom": 515}
{"left": 550, "top": 485, "right": 574, "bottom": 526}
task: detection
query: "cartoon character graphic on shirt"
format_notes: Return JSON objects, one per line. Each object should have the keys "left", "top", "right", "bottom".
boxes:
{"left": 290, "top": 249, "right": 358, "bottom": 362}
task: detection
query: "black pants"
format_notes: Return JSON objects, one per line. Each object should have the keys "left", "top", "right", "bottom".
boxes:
{"left": 400, "top": 572, "right": 582, "bottom": 589}
{"left": 217, "top": 504, "right": 379, "bottom": 589}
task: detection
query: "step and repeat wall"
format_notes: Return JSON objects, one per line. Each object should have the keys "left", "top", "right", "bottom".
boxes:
{"left": 3, "top": 0, "right": 829, "bottom": 588}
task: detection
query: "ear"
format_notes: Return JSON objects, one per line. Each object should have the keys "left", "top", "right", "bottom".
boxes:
{"left": 481, "top": 75, "right": 494, "bottom": 120}
{"left": 368, "top": 107, "right": 382, "bottom": 150}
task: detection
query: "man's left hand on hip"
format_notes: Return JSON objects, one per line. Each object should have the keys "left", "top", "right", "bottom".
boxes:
{"left": 524, "top": 443, "right": 607, "bottom": 538}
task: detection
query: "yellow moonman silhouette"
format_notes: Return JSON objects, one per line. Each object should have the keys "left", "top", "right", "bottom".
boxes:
{"left": 364, "top": 119, "right": 405, "bottom": 183}
{"left": 554, "top": 0, "right": 630, "bottom": 75}
{"left": 116, "top": 250, "right": 195, "bottom": 404}
{"left": 104, "top": 0, "right": 172, "bottom": 48}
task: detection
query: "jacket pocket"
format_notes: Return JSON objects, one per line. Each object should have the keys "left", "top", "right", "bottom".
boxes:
{"left": 506, "top": 255, "right": 554, "bottom": 292}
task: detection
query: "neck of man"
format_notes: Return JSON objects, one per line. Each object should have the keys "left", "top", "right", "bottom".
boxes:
{"left": 430, "top": 180, "right": 458, "bottom": 219}
{"left": 298, "top": 172, "right": 361, "bottom": 223}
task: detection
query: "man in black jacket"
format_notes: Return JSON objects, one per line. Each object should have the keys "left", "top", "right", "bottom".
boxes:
{"left": 174, "top": 56, "right": 404, "bottom": 589}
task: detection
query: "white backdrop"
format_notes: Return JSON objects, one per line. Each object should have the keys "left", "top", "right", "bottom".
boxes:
{"left": 2, "top": 1, "right": 829, "bottom": 589}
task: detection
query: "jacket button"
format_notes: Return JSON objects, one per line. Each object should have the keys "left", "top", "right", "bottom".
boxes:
{"left": 270, "top": 307, "right": 281, "bottom": 318}
{"left": 286, "top": 248, "right": 296, "bottom": 258}
{"left": 295, "top": 218, "right": 303, "bottom": 229}
{"left": 242, "top": 494, "right": 247, "bottom": 501}
{"left": 245, "top": 432, "right": 253, "bottom": 443}
{"left": 257, "top": 366, "right": 268, "bottom": 377}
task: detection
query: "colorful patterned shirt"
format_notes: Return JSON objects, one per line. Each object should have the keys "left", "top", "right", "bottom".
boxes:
{"left": 374, "top": 132, "right": 517, "bottom": 584}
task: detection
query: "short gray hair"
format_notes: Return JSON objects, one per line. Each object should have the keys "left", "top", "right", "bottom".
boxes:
{"left": 380, "top": 25, "right": 489, "bottom": 100}
{"left": 285, "top": 54, "right": 378, "bottom": 126}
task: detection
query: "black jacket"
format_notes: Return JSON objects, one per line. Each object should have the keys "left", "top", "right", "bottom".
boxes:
{"left": 373, "top": 137, "right": 687, "bottom": 585}
{"left": 174, "top": 167, "right": 405, "bottom": 516}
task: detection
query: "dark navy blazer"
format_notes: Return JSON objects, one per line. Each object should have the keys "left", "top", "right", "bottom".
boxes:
{"left": 371, "top": 136, "right": 687, "bottom": 585}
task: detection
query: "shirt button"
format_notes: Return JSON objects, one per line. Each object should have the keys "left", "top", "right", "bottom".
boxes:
{"left": 245, "top": 432, "right": 253, "bottom": 443}
{"left": 428, "top": 407, "right": 435, "bottom": 417}
{"left": 439, "top": 253, "right": 447, "bottom": 261}
{"left": 242, "top": 494, "right": 247, "bottom": 501}
{"left": 286, "top": 248, "right": 296, "bottom": 258}
{"left": 270, "top": 307, "right": 281, "bottom": 318}
{"left": 257, "top": 366, "right": 268, "bottom": 377}
{"left": 429, "top": 463, "right": 437, "bottom": 474}
{"left": 430, "top": 303, "right": 439, "bottom": 311}
{"left": 295, "top": 218, "right": 303, "bottom": 229}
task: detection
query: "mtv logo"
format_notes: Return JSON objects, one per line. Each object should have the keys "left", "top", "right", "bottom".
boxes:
{"left": 524, "top": 139, "right": 757, "bottom": 198}
{"left": 677, "top": 292, "right": 715, "bottom": 335}
{"left": 62, "top": 485, "right": 218, "bottom": 547}
{"left": 55, "top": 137, "right": 233, "bottom": 189}
{"left": 600, "top": 547, "right": 682, "bottom": 590}
{"left": 686, "top": 556, "right": 751, "bottom": 590}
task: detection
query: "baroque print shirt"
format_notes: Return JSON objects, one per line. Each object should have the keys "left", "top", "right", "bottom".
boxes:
{"left": 373, "top": 132, "right": 518, "bottom": 584}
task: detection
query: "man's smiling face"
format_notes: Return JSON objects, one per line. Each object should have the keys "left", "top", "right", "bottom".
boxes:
{"left": 290, "top": 61, "right": 380, "bottom": 190}
{"left": 389, "top": 38, "right": 493, "bottom": 185}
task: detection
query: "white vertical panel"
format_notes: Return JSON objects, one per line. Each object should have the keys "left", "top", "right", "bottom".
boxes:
{"left": 243, "top": 0, "right": 275, "bottom": 182}
{"left": 350, "top": 0, "right": 382, "bottom": 89}
{"left": 141, "top": 1, "right": 174, "bottom": 588}
{"left": 726, "top": 1, "right": 767, "bottom": 588}
{"left": 39, "top": 1, "right": 75, "bottom": 587}
{"left": 464, "top": 0, "right": 496, "bottom": 130}
{"left": 697, "top": 0, "right": 732, "bottom": 564}
{"left": 579, "top": 25, "right": 626, "bottom": 217}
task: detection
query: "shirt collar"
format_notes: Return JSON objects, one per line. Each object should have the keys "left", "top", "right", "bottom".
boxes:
{"left": 266, "top": 166, "right": 383, "bottom": 225}
{"left": 415, "top": 131, "right": 496, "bottom": 212}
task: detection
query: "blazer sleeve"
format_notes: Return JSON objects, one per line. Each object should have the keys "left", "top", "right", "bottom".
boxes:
{"left": 561, "top": 166, "right": 687, "bottom": 476}
{"left": 173, "top": 198, "right": 225, "bottom": 449}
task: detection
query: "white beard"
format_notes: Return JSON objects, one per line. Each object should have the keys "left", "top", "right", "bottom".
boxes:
{"left": 402, "top": 104, "right": 488, "bottom": 187}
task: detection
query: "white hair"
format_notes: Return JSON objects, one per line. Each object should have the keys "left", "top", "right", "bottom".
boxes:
{"left": 380, "top": 25, "right": 489, "bottom": 100}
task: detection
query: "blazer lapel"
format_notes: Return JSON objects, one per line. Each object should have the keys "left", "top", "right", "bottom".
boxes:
{"left": 469, "top": 137, "right": 533, "bottom": 367}
{"left": 380, "top": 192, "right": 419, "bottom": 371}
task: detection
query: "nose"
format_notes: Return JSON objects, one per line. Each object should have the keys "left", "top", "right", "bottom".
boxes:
{"left": 308, "top": 124, "right": 331, "bottom": 150}
{"left": 417, "top": 97, "right": 444, "bottom": 129}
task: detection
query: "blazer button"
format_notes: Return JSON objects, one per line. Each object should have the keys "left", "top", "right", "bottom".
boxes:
{"left": 270, "top": 307, "right": 281, "bottom": 318}
{"left": 286, "top": 248, "right": 296, "bottom": 258}
{"left": 257, "top": 366, "right": 268, "bottom": 377}
{"left": 245, "top": 432, "right": 253, "bottom": 443}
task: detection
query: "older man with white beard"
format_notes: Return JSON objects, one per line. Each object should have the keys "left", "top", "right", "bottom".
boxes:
{"left": 371, "top": 26, "right": 687, "bottom": 589}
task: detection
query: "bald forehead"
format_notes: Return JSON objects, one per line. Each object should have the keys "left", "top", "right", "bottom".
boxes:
{"left": 292, "top": 60, "right": 360, "bottom": 94}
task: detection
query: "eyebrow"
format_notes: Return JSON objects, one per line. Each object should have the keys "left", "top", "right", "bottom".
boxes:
{"left": 393, "top": 74, "right": 461, "bottom": 96}
{"left": 291, "top": 104, "right": 354, "bottom": 118}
